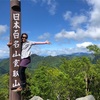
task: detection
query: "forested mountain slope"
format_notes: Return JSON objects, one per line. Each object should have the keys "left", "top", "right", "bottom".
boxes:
{"left": 0, "top": 53, "right": 93, "bottom": 75}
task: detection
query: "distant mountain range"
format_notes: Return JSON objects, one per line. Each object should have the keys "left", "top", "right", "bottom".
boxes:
{"left": 56, "top": 52, "right": 93, "bottom": 58}
{"left": 0, "top": 52, "right": 92, "bottom": 60}
{"left": 0, "top": 52, "right": 93, "bottom": 75}
{"left": 62, "top": 52, "right": 92, "bottom": 56}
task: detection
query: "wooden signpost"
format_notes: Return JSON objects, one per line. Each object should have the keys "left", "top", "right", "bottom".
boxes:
{"left": 9, "top": 0, "right": 21, "bottom": 100}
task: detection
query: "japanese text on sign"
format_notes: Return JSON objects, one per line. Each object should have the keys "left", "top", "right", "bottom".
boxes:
{"left": 12, "top": 13, "right": 21, "bottom": 87}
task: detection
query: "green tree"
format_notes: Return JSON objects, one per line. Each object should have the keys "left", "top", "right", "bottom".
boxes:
{"left": 59, "top": 57, "right": 95, "bottom": 99}
{"left": 29, "top": 66, "right": 54, "bottom": 99}
{"left": 47, "top": 67, "right": 70, "bottom": 100}
{"left": 87, "top": 44, "right": 100, "bottom": 99}
{"left": 0, "top": 74, "right": 9, "bottom": 100}
{"left": 87, "top": 45, "right": 100, "bottom": 63}
{"left": 87, "top": 45, "right": 100, "bottom": 55}
{"left": 29, "top": 64, "right": 70, "bottom": 100}
{"left": 90, "top": 61, "right": 100, "bottom": 99}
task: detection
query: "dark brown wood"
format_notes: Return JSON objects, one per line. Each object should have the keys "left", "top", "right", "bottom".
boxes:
{"left": 9, "top": 0, "right": 21, "bottom": 100}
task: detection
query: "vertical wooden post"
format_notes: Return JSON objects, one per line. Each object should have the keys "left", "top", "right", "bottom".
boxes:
{"left": 9, "top": 0, "right": 21, "bottom": 100}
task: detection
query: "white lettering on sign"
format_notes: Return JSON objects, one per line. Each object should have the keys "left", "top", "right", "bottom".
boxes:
{"left": 12, "top": 80, "right": 20, "bottom": 87}
{"left": 13, "top": 30, "right": 19, "bottom": 39}
{"left": 13, "top": 59, "right": 20, "bottom": 67}
{"left": 13, "top": 40, "right": 19, "bottom": 48}
{"left": 13, "top": 70, "right": 19, "bottom": 77}
{"left": 12, "top": 51, "right": 20, "bottom": 57}
{"left": 13, "top": 21, "right": 20, "bottom": 29}
{"left": 13, "top": 13, "right": 20, "bottom": 21}
{"left": 11, "top": 12, "right": 21, "bottom": 88}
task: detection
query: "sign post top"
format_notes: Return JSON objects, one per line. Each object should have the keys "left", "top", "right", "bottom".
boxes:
{"left": 10, "top": 0, "right": 21, "bottom": 11}
{"left": 10, "top": 0, "right": 20, "bottom": 1}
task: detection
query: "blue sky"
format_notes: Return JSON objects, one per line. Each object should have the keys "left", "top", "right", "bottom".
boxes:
{"left": 0, "top": 0, "right": 100, "bottom": 58}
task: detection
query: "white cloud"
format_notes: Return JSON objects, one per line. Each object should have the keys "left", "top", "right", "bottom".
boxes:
{"left": 0, "top": 25, "right": 8, "bottom": 35}
{"left": 63, "top": 11, "right": 87, "bottom": 28}
{"left": 31, "top": 0, "right": 37, "bottom": 3}
{"left": 55, "top": 27, "right": 100, "bottom": 41}
{"left": 0, "top": 45, "right": 9, "bottom": 58}
{"left": 71, "top": 15, "right": 87, "bottom": 28}
{"left": 57, "top": 0, "right": 100, "bottom": 41}
{"left": 38, "top": 32, "right": 50, "bottom": 40}
{"left": 48, "top": 2, "right": 56, "bottom": 15}
{"left": 85, "top": 27, "right": 100, "bottom": 40}
{"left": 63, "top": 11, "right": 72, "bottom": 20}
{"left": 41, "top": 46, "right": 90, "bottom": 56}
{"left": 62, "top": 0, "right": 100, "bottom": 41}
{"left": 55, "top": 29, "right": 77, "bottom": 41}
{"left": 76, "top": 42, "right": 93, "bottom": 48}
{"left": 86, "top": 0, "right": 100, "bottom": 27}
{"left": 44, "top": 42, "right": 94, "bottom": 56}
{"left": 75, "top": 27, "right": 100, "bottom": 40}
{"left": 31, "top": 0, "right": 57, "bottom": 15}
